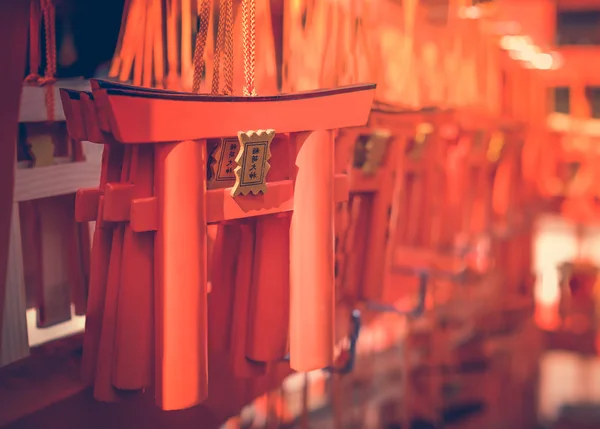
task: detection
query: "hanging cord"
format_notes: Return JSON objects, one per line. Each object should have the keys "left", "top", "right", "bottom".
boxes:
{"left": 212, "top": 0, "right": 224, "bottom": 93}
{"left": 109, "top": 0, "right": 132, "bottom": 77}
{"left": 40, "top": 0, "right": 57, "bottom": 83}
{"left": 25, "top": 0, "right": 42, "bottom": 83}
{"left": 222, "top": 0, "right": 234, "bottom": 95}
{"left": 24, "top": 0, "right": 57, "bottom": 120}
{"left": 400, "top": 0, "right": 418, "bottom": 106}
{"left": 242, "top": 0, "right": 257, "bottom": 96}
{"left": 165, "top": 0, "right": 180, "bottom": 87}
{"left": 354, "top": 0, "right": 377, "bottom": 84}
{"left": 40, "top": 0, "right": 57, "bottom": 121}
{"left": 192, "top": 0, "right": 211, "bottom": 93}
{"left": 212, "top": 0, "right": 234, "bottom": 94}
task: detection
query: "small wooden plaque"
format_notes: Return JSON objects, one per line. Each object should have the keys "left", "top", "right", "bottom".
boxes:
{"left": 231, "top": 129, "right": 275, "bottom": 197}
{"left": 209, "top": 137, "right": 240, "bottom": 188}
{"left": 415, "top": 122, "right": 433, "bottom": 145}
{"left": 407, "top": 122, "right": 433, "bottom": 160}
{"left": 487, "top": 131, "right": 505, "bottom": 162}
{"left": 362, "top": 130, "right": 391, "bottom": 175}
{"left": 28, "top": 134, "right": 56, "bottom": 167}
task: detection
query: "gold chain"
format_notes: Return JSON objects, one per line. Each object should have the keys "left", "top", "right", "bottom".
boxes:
{"left": 242, "top": 0, "right": 257, "bottom": 96}
{"left": 192, "top": 0, "right": 211, "bottom": 93}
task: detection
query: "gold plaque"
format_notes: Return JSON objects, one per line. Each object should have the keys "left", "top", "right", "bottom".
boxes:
{"left": 28, "top": 135, "right": 56, "bottom": 167}
{"left": 415, "top": 122, "right": 433, "bottom": 145}
{"left": 487, "top": 131, "right": 505, "bottom": 162}
{"left": 210, "top": 137, "right": 240, "bottom": 187}
{"left": 362, "top": 130, "right": 391, "bottom": 176}
{"left": 406, "top": 122, "right": 433, "bottom": 160}
{"left": 231, "top": 129, "right": 275, "bottom": 197}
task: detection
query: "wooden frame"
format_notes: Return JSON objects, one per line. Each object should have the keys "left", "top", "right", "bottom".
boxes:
{"left": 2, "top": 78, "right": 101, "bottom": 368}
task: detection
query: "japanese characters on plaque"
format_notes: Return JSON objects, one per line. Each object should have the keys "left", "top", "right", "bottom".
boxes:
{"left": 210, "top": 137, "right": 240, "bottom": 187}
{"left": 231, "top": 129, "right": 275, "bottom": 197}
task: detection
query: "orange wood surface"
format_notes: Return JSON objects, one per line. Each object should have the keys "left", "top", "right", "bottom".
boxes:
{"left": 289, "top": 130, "right": 336, "bottom": 371}
{"left": 208, "top": 224, "right": 240, "bottom": 354}
{"left": 91, "top": 83, "right": 376, "bottom": 143}
{"left": 76, "top": 176, "right": 349, "bottom": 227}
{"left": 246, "top": 214, "right": 291, "bottom": 362}
{"left": 80, "top": 145, "right": 124, "bottom": 384}
{"left": 112, "top": 145, "right": 154, "bottom": 390}
{"left": 154, "top": 140, "right": 209, "bottom": 410}
{"left": 93, "top": 146, "right": 132, "bottom": 402}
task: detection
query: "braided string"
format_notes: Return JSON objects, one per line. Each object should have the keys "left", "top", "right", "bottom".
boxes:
{"left": 192, "top": 0, "right": 211, "bottom": 93}
{"left": 242, "top": 0, "right": 256, "bottom": 96}
{"left": 40, "top": 0, "right": 57, "bottom": 82}
{"left": 222, "top": 0, "right": 234, "bottom": 95}
{"left": 211, "top": 0, "right": 229, "bottom": 94}
{"left": 40, "top": 0, "right": 57, "bottom": 121}
{"left": 25, "top": 0, "right": 41, "bottom": 83}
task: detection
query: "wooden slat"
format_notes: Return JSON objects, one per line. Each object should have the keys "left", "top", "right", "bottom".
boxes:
{"left": 14, "top": 161, "right": 102, "bottom": 203}
{"left": 0, "top": 204, "right": 30, "bottom": 367}
{"left": 0, "top": 0, "right": 29, "bottom": 370}
{"left": 19, "top": 79, "right": 91, "bottom": 123}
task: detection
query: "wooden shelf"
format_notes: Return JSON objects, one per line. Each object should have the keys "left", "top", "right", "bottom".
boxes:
{"left": 19, "top": 79, "right": 91, "bottom": 123}
{"left": 0, "top": 334, "right": 274, "bottom": 429}
{"left": 0, "top": 335, "right": 86, "bottom": 426}
{"left": 14, "top": 160, "right": 101, "bottom": 203}
{"left": 2, "top": 143, "right": 102, "bottom": 368}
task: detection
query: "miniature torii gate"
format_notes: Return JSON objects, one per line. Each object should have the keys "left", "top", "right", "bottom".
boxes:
{"left": 60, "top": 0, "right": 376, "bottom": 411}
{"left": 61, "top": 79, "right": 375, "bottom": 410}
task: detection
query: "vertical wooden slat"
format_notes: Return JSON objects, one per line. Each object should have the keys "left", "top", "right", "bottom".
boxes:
{"left": 0, "top": 0, "right": 30, "bottom": 359}
{"left": 246, "top": 213, "right": 291, "bottom": 362}
{"left": 361, "top": 137, "right": 399, "bottom": 301}
{"left": 93, "top": 146, "right": 132, "bottom": 402}
{"left": 80, "top": 145, "right": 124, "bottom": 383}
{"left": 35, "top": 196, "right": 75, "bottom": 328}
{"left": 112, "top": 145, "right": 154, "bottom": 390}
{"left": 209, "top": 224, "right": 241, "bottom": 353}
{"left": 229, "top": 221, "right": 267, "bottom": 377}
{"left": 0, "top": 203, "right": 30, "bottom": 366}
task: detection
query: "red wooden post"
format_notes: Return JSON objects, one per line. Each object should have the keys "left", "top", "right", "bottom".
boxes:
{"left": 113, "top": 145, "right": 154, "bottom": 390}
{"left": 154, "top": 139, "right": 209, "bottom": 409}
{"left": 289, "top": 130, "right": 336, "bottom": 371}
